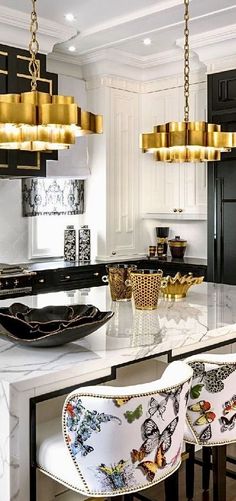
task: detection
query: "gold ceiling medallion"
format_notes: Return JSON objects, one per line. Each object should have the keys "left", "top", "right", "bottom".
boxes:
{"left": 0, "top": 0, "right": 103, "bottom": 152}
{"left": 140, "top": 0, "right": 236, "bottom": 163}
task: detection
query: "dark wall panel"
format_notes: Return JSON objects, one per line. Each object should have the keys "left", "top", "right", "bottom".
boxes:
{"left": 0, "top": 44, "right": 58, "bottom": 177}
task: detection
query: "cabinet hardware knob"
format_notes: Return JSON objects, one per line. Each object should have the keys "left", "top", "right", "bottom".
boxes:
{"left": 93, "top": 272, "right": 99, "bottom": 276}
{"left": 173, "top": 208, "right": 178, "bottom": 212}
{"left": 178, "top": 208, "right": 183, "bottom": 213}
{"left": 39, "top": 278, "right": 45, "bottom": 283}
{"left": 111, "top": 251, "right": 116, "bottom": 255}
{"left": 65, "top": 275, "right": 71, "bottom": 280}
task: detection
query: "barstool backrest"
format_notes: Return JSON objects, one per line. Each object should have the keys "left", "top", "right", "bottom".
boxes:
{"left": 62, "top": 361, "right": 192, "bottom": 497}
{"left": 184, "top": 354, "right": 236, "bottom": 446}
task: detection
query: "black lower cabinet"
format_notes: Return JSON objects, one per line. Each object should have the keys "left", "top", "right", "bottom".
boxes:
{"left": 32, "top": 265, "right": 107, "bottom": 294}
{"left": 139, "top": 260, "right": 207, "bottom": 279}
{"left": 31, "top": 259, "right": 207, "bottom": 296}
{"left": 54, "top": 266, "right": 107, "bottom": 290}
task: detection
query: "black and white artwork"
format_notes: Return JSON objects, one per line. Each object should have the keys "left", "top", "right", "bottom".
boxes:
{"left": 22, "top": 179, "right": 84, "bottom": 217}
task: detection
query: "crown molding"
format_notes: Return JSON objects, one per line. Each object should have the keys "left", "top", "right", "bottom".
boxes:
{"left": 206, "top": 54, "right": 236, "bottom": 75}
{"left": 50, "top": 47, "right": 204, "bottom": 83}
{"left": 85, "top": 70, "right": 206, "bottom": 94}
{"left": 52, "top": 47, "right": 183, "bottom": 69}
{"left": 86, "top": 75, "right": 143, "bottom": 93}
{"left": 0, "top": 5, "right": 76, "bottom": 53}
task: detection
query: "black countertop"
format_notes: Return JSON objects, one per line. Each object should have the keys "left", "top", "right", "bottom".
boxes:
{"left": 20, "top": 255, "right": 207, "bottom": 272}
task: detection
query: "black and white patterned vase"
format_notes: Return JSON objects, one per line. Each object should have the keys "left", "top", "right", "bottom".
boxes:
{"left": 64, "top": 225, "right": 76, "bottom": 261}
{"left": 78, "top": 225, "right": 91, "bottom": 262}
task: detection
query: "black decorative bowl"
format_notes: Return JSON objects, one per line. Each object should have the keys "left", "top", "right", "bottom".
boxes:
{"left": 0, "top": 303, "right": 114, "bottom": 347}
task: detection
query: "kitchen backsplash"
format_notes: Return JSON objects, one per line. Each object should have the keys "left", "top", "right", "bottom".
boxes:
{"left": 0, "top": 181, "right": 207, "bottom": 265}
{"left": 141, "top": 218, "right": 207, "bottom": 259}
{"left": 0, "top": 179, "right": 28, "bottom": 263}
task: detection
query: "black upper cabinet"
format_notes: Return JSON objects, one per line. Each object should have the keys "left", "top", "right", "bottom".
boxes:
{"left": 208, "top": 68, "right": 236, "bottom": 284}
{"left": 208, "top": 70, "right": 236, "bottom": 114}
{"left": 0, "top": 44, "right": 58, "bottom": 177}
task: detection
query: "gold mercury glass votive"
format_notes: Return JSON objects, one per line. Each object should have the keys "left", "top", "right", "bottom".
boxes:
{"left": 106, "top": 264, "right": 137, "bottom": 301}
{"left": 129, "top": 269, "right": 164, "bottom": 310}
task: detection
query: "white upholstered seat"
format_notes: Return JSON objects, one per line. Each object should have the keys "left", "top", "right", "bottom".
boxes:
{"left": 37, "top": 361, "right": 192, "bottom": 497}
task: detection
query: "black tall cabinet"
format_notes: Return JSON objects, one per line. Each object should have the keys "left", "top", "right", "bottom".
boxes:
{"left": 208, "top": 69, "right": 236, "bottom": 284}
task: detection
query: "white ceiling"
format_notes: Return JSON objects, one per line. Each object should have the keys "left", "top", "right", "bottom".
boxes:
{"left": 0, "top": 0, "right": 236, "bottom": 58}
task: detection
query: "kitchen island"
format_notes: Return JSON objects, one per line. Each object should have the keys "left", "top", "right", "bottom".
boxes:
{"left": 1, "top": 282, "right": 236, "bottom": 501}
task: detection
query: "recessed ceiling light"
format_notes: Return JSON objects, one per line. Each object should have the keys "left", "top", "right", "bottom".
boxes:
{"left": 68, "top": 45, "right": 76, "bottom": 52}
{"left": 143, "top": 38, "right": 151, "bottom": 46}
{"left": 65, "top": 13, "right": 75, "bottom": 22}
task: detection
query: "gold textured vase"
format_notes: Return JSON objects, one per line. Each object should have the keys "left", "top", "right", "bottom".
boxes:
{"left": 161, "top": 272, "right": 204, "bottom": 300}
{"left": 106, "top": 264, "right": 137, "bottom": 301}
{"left": 129, "top": 269, "right": 163, "bottom": 310}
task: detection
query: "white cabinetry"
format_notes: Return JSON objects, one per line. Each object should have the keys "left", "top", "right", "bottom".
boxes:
{"left": 141, "top": 82, "right": 207, "bottom": 219}
{"left": 46, "top": 75, "right": 89, "bottom": 178}
{"left": 108, "top": 89, "right": 139, "bottom": 256}
{"left": 86, "top": 82, "right": 140, "bottom": 260}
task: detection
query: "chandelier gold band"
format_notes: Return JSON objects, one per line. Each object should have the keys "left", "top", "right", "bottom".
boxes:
{"left": 0, "top": 91, "right": 103, "bottom": 150}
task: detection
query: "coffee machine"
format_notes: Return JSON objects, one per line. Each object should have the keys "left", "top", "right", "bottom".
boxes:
{"left": 155, "top": 227, "right": 169, "bottom": 257}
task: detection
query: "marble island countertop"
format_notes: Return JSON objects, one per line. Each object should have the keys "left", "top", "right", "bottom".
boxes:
{"left": 1, "top": 282, "right": 236, "bottom": 501}
{"left": 0, "top": 282, "right": 235, "bottom": 390}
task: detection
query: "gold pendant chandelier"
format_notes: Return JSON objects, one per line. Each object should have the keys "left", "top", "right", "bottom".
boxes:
{"left": 0, "top": 0, "right": 102, "bottom": 152}
{"left": 140, "top": 0, "right": 236, "bottom": 163}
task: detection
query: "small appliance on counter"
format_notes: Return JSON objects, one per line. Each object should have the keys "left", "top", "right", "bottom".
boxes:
{"left": 64, "top": 225, "right": 76, "bottom": 261}
{"left": 168, "top": 235, "right": 187, "bottom": 259}
{"left": 156, "top": 227, "right": 169, "bottom": 257}
{"left": 78, "top": 225, "right": 91, "bottom": 262}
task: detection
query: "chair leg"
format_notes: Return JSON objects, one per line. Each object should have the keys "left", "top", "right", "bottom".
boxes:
{"left": 202, "top": 447, "right": 211, "bottom": 491}
{"left": 164, "top": 468, "right": 179, "bottom": 501}
{"left": 185, "top": 443, "right": 195, "bottom": 501}
{"left": 124, "top": 496, "right": 134, "bottom": 501}
{"left": 212, "top": 445, "right": 227, "bottom": 501}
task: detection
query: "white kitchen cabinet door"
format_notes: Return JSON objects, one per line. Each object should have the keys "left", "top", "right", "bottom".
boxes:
{"left": 141, "top": 82, "right": 207, "bottom": 218}
{"left": 141, "top": 87, "right": 181, "bottom": 214}
{"left": 107, "top": 88, "right": 139, "bottom": 256}
{"left": 46, "top": 75, "right": 89, "bottom": 178}
{"left": 178, "top": 82, "right": 207, "bottom": 216}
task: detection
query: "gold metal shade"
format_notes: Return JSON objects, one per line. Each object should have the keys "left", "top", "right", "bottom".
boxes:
{"left": 140, "top": 0, "right": 236, "bottom": 163}
{"left": 141, "top": 121, "right": 236, "bottom": 162}
{"left": 0, "top": 0, "right": 103, "bottom": 152}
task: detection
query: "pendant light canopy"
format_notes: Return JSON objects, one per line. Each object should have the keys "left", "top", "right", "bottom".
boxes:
{"left": 140, "top": 0, "right": 236, "bottom": 163}
{"left": 0, "top": 0, "right": 103, "bottom": 152}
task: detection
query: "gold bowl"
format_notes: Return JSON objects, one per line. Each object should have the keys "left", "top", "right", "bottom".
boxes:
{"left": 161, "top": 272, "right": 204, "bottom": 300}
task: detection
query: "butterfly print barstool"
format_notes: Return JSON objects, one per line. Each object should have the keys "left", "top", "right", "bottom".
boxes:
{"left": 36, "top": 361, "right": 192, "bottom": 501}
{"left": 184, "top": 353, "right": 236, "bottom": 501}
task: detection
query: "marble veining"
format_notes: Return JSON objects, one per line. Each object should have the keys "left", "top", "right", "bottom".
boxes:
{"left": 1, "top": 283, "right": 236, "bottom": 500}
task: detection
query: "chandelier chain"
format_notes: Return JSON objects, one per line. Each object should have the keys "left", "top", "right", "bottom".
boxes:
{"left": 184, "top": 0, "right": 190, "bottom": 122}
{"left": 28, "top": 0, "right": 40, "bottom": 91}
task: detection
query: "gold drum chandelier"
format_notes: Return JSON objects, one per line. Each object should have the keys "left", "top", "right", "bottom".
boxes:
{"left": 140, "top": 0, "right": 236, "bottom": 163}
{"left": 0, "top": 0, "right": 103, "bottom": 152}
